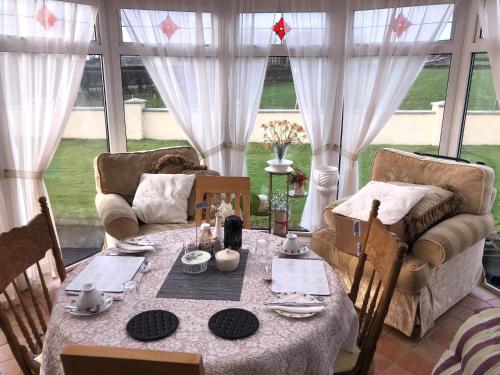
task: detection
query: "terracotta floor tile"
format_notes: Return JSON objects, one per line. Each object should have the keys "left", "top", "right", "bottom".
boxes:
{"left": 0, "top": 359, "right": 21, "bottom": 375}
{"left": 435, "top": 315, "right": 464, "bottom": 333}
{"left": 412, "top": 338, "right": 446, "bottom": 363}
{"left": 397, "top": 350, "right": 434, "bottom": 375}
{"left": 373, "top": 353, "right": 394, "bottom": 374}
{"left": 386, "top": 329, "right": 420, "bottom": 349}
{"left": 470, "top": 286, "right": 499, "bottom": 302}
{"left": 381, "top": 324, "right": 394, "bottom": 337}
{"left": 381, "top": 363, "right": 414, "bottom": 375}
{"left": 376, "top": 335, "right": 410, "bottom": 362}
{"left": 458, "top": 296, "right": 492, "bottom": 311}
{"left": 453, "top": 306, "right": 476, "bottom": 321}
{"left": 428, "top": 327, "right": 454, "bottom": 348}
{"left": 0, "top": 344, "right": 13, "bottom": 362}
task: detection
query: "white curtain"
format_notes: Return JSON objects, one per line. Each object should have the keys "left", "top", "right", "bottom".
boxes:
{"left": 479, "top": 0, "right": 500, "bottom": 102}
{"left": 120, "top": 0, "right": 277, "bottom": 176}
{"left": 285, "top": 2, "right": 346, "bottom": 231}
{"left": 0, "top": 0, "right": 97, "bottom": 273}
{"left": 338, "top": 0, "right": 455, "bottom": 197}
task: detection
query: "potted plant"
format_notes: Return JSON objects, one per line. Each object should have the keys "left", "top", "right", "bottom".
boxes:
{"left": 261, "top": 120, "right": 306, "bottom": 164}
{"left": 289, "top": 167, "right": 308, "bottom": 196}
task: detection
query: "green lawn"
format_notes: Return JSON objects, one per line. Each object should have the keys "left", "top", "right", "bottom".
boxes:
{"left": 119, "top": 67, "right": 498, "bottom": 111}
{"left": 45, "top": 140, "right": 499, "bottom": 231}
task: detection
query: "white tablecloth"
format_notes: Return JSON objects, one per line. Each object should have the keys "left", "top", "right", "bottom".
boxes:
{"left": 41, "top": 229, "right": 357, "bottom": 375}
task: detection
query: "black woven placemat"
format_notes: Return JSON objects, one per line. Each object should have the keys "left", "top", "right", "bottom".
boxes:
{"left": 208, "top": 308, "right": 259, "bottom": 339}
{"left": 126, "top": 310, "right": 179, "bottom": 341}
{"left": 156, "top": 249, "right": 249, "bottom": 301}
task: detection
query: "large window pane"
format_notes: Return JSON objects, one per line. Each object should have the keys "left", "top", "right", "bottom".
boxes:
{"left": 359, "top": 54, "right": 451, "bottom": 187}
{"left": 461, "top": 53, "right": 500, "bottom": 289}
{"left": 248, "top": 56, "right": 308, "bottom": 231}
{"left": 120, "top": 55, "right": 188, "bottom": 151}
{"left": 45, "top": 55, "right": 107, "bottom": 263}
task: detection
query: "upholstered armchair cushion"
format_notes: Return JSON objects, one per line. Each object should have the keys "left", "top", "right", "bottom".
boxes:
{"left": 323, "top": 196, "right": 351, "bottom": 229}
{"left": 94, "top": 146, "right": 200, "bottom": 204}
{"left": 412, "top": 213, "right": 495, "bottom": 266}
{"left": 370, "top": 148, "right": 496, "bottom": 216}
{"left": 95, "top": 193, "right": 139, "bottom": 240}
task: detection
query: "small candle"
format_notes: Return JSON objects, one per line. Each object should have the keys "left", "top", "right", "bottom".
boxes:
{"left": 215, "top": 248, "right": 240, "bottom": 272}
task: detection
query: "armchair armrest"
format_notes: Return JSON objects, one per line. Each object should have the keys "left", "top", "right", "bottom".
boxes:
{"left": 322, "top": 196, "right": 352, "bottom": 230}
{"left": 96, "top": 193, "right": 139, "bottom": 240}
{"left": 412, "top": 213, "right": 495, "bottom": 266}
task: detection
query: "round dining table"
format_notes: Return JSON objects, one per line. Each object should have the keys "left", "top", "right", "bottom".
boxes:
{"left": 41, "top": 229, "right": 358, "bottom": 375}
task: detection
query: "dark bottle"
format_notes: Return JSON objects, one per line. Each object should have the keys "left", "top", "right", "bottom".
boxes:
{"left": 224, "top": 215, "right": 243, "bottom": 251}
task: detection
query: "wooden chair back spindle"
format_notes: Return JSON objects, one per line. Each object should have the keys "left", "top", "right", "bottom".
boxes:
{"left": 195, "top": 176, "right": 251, "bottom": 229}
{"left": 61, "top": 345, "right": 205, "bottom": 375}
{"left": 0, "top": 197, "right": 66, "bottom": 375}
{"left": 345, "top": 200, "right": 407, "bottom": 375}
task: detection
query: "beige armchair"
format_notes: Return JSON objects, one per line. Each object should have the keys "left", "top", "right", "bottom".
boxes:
{"left": 94, "top": 146, "right": 218, "bottom": 245}
{"left": 311, "top": 148, "right": 496, "bottom": 337}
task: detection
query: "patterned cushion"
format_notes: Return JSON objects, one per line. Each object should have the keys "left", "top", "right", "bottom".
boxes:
{"left": 432, "top": 308, "right": 500, "bottom": 375}
{"left": 371, "top": 148, "right": 496, "bottom": 215}
{"left": 412, "top": 213, "right": 495, "bottom": 266}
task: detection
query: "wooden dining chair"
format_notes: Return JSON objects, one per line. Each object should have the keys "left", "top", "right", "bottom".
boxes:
{"left": 0, "top": 196, "right": 66, "bottom": 375}
{"left": 60, "top": 345, "right": 205, "bottom": 375}
{"left": 194, "top": 175, "right": 251, "bottom": 229}
{"left": 334, "top": 200, "right": 407, "bottom": 375}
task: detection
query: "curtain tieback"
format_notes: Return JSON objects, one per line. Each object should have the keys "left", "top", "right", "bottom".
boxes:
{"left": 200, "top": 142, "right": 246, "bottom": 158}
{"left": 341, "top": 150, "right": 359, "bottom": 162}
{"left": 312, "top": 143, "right": 340, "bottom": 156}
{"left": 1, "top": 170, "right": 44, "bottom": 179}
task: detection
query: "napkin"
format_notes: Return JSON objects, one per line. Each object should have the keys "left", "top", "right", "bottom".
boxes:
{"left": 267, "top": 305, "right": 325, "bottom": 314}
{"left": 116, "top": 242, "right": 155, "bottom": 252}
{"left": 266, "top": 292, "right": 325, "bottom": 314}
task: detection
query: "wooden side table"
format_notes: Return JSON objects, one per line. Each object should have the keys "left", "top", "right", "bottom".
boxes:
{"left": 265, "top": 167, "right": 292, "bottom": 235}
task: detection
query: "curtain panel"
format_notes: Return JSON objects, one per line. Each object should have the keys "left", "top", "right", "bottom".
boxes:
{"left": 285, "top": 2, "right": 346, "bottom": 231}
{"left": 0, "top": 0, "right": 98, "bottom": 278}
{"left": 338, "top": 0, "right": 456, "bottom": 197}
{"left": 119, "top": 0, "right": 277, "bottom": 176}
{"left": 479, "top": 0, "right": 500, "bottom": 104}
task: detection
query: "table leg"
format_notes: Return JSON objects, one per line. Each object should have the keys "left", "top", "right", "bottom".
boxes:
{"left": 268, "top": 173, "right": 272, "bottom": 234}
{"left": 286, "top": 173, "right": 289, "bottom": 235}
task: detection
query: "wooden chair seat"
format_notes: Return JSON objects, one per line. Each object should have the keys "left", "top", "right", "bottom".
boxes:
{"left": 0, "top": 197, "right": 66, "bottom": 375}
{"left": 333, "top": 200, "right": 407, "bottom": 375}
{"left": 60, "top": 345, "right": 205, "bottom": 375}
{"left": 194, "top": 176, "right": 251, "bottom": 229}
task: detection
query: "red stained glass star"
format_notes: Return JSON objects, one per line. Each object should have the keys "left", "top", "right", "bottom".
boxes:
{"left": 159, "top": 15, "right": 179, "bottom": 39}
{"left": 273, "top": 16, "right": 291, "bottom": 42}
{"left": 36, "top": 4, "right": 58, "bottom": 30}
{"left": 391, "top": 13, "right": 412, "bottom": 38}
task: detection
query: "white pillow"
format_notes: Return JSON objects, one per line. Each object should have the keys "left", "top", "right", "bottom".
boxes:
{"left": 132, "top": 173, "right": 195, "bottom": 224}
{"left": 332, "top": 181, "right": 429, "bottom": 225}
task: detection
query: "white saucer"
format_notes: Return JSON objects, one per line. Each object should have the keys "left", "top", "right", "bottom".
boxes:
{"left": 66, "top": 294, "right": 113, "bottom": 316}
{"left": 277, "top": 245, "right": 309, "bottom": 257}
{"left": 271, "top": 292, "right": 320, "bottom": 319}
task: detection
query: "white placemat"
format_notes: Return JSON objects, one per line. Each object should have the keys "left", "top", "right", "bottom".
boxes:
{"left": 65, "top": 256, "right": 144, "bottom": 293}
{"left": 271, "top": 258, "right": 331, "bottom": 296}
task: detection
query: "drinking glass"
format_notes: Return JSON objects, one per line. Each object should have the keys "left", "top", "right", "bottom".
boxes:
{"left": 255, "top": 238, "right": 271, "bottom": 262}
{"left": 123, "top": 280, "right": 140, "bottom": 303}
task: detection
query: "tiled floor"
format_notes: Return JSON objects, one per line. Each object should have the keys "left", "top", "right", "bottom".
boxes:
{"left": 1, "top": 282, "right": 498, "bottom": 375}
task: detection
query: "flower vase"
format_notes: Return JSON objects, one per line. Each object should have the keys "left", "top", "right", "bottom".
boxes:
{"left": 213, "top": 216, "right": 222, "bottom": 241}
{"left": 294, "top": 183, "right": 305, "bottom": 196}
{"left": 273, "top": 210, "right": 288, "bottom": 237}
{"left": 273, "top": 143, "right": 289, "bottom": 163}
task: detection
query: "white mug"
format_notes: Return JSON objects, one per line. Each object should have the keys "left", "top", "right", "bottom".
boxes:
{"left": 76, "top": 283, "right": 104, "bottom": 311}
{"left": 282, "top": 233, "right": 301, "bottom": 254}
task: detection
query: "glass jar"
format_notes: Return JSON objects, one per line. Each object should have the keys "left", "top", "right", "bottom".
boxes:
{"left": 199, "top": 223, "right": 213, "bottom": 253}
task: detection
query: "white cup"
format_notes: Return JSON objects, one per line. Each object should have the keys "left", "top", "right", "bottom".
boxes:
{"left": 76, "top": 283, "right": 104, "bottom": 311}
